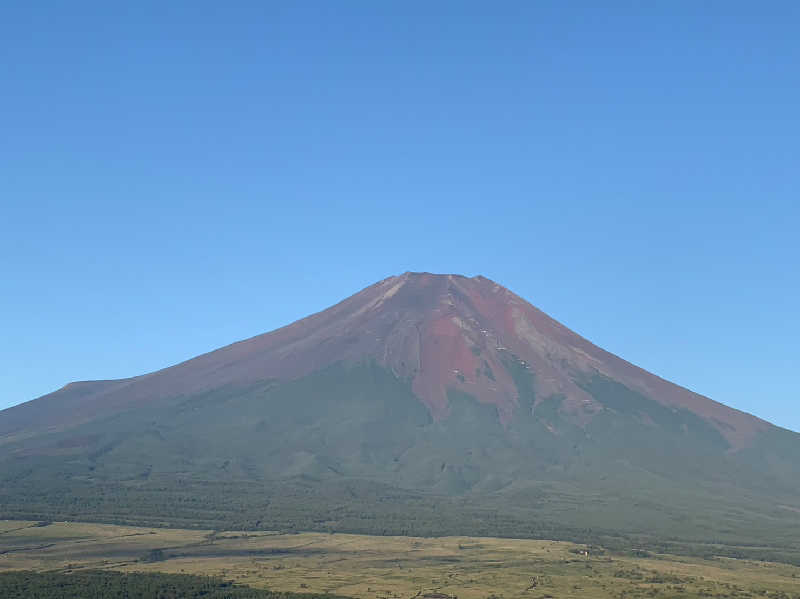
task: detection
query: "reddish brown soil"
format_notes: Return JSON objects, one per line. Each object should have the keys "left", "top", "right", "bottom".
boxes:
{"left": 0, "top": 272, "right": 767, "bottom": 448}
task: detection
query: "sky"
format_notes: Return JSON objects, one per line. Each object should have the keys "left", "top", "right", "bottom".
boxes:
{"left": 2, "top": 2, "right": 799, "bottom": 432}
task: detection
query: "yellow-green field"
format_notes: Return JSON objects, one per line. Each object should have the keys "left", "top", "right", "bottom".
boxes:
{"left": 1, "top": 520, "right": 799, "bottom": 598}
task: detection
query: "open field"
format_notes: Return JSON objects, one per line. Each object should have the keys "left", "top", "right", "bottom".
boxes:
{"left": 2, "top": 520, "right": 800, "bottom": 598}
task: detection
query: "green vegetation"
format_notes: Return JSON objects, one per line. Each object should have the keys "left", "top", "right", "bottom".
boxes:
{"left": 0, "top": 570, "right": 349, "bottom": 599}
{"left": 2, "top": 474, "right": 800, "bottom": 567}
{"left": 2, "top": 363, "right": 800, "bottom": 567}
{"left": 577, "top": 374, "right": 729, "bottom": 450}
{"left": 141, "top": 548, "right": 166, "bottom": 562}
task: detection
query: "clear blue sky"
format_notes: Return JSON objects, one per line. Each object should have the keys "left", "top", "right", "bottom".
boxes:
{"left": 2, "top": 2, "right": 798, "bottom": 432}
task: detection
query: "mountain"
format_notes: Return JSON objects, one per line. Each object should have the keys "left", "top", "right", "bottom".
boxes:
{"left": 2, "top": 273, "right": 800, "bottom": 557}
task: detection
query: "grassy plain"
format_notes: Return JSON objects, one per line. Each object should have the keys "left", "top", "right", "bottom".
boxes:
{"left": 2, "top": 520, "right": 800, "bottom": 599}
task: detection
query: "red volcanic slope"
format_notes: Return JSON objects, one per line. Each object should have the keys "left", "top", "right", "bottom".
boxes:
{"left": 2, "top": 273, "right": 767, "bottom": 447}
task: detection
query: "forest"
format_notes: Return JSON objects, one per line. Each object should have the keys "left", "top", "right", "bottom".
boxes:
{"left": 0, "top": 570, "right": 349, "bottom": 599}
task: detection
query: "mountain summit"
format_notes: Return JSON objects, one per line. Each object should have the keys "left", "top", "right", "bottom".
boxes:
{"left": 2, "top": 273, "right": 799, "bottom": 546}
{"left": 1, "top": 272, "right": 765, "bottom": 445}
